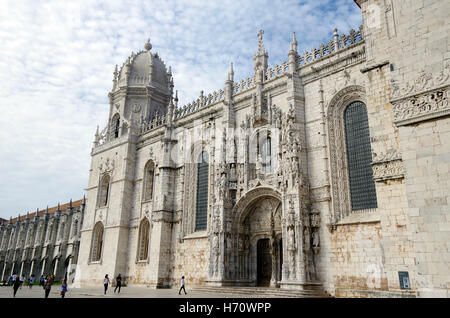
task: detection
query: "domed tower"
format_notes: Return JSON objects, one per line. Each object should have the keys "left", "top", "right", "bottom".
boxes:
{"left": 107, "top": 38, "right": 173, "bottom": 139}
{"left": 76, "top": 38, "right": 174, "bottom": 288}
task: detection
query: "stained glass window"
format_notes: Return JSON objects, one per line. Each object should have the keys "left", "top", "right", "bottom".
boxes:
{"left": 344, "top": 101, "right": 377, "bottom": 210}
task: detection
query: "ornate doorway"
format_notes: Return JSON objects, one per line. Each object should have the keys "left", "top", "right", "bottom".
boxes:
{"left": 232, "top": 190, "right": 282, "bottom": 287}
{"left": 257, "top": 238, "right": 272, "bottom": 286}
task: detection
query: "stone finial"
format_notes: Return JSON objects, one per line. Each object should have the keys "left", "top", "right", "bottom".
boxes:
{"left": 57, "top": 202, "right": 60, "bottom": 211}
{"left": 175, "top": 90, "right": 178, "bottom": 106}
{"left": 144, "top": 38, "right": 152, "bottom": 51}
{"left": 69, "top": 199, "right": 73, "bottom": 209}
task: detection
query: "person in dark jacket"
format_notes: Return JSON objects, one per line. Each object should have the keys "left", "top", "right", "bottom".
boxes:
{"left": 12, "top": 277, "right": 21, "bottom": 297}
{"left": 114, "top": 274, "right": 122, "bottom": 294}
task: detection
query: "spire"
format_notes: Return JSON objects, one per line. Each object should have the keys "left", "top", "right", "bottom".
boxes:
{"left": 45, "top": 206, "right": 49, "bottom": 215}
{"left": 290, "top": 32, "right": 298, "bottom": 52}
{"left": 57, "top": 202, "right": 60, "bottom": 211}
{"left": 69, "top": 199, "right": 73, "bottom": 209}
{"left": 288, "top": 32, "right": 298, "bottom": 73}
{"left": 254, "top": 29, "right": 268, "bottom": 76}
{"left": 333, "top": 28, "right": 339, "bottom": 51}
{"left": 144, "top": 38, "right": 152, "bottom": 51}
{"left": 228, "top": 62, "right": 234, "bottom": 82}
{"left": 174, "top": 90, "right": 178, "bottom": 108}
{"left": 257, "top": 29, "right": 266, "bottom": 56}
{"left": 112, "top": 64, "right": 118, "bottom": 90}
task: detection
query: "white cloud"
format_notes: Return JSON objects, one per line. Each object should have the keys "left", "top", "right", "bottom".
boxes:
{"left": 0, "top": 0, "right": 361, "bottom": 219}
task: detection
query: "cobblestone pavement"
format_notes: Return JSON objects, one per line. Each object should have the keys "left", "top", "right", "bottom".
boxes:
{"left": 0, "top": 285, "right": 266, "bottom": 298}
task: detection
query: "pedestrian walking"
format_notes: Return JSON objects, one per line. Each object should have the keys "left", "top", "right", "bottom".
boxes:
{"left": 43, "top": 275, "right": 54, "bottom": 298}
{"left": 60, "top": 279, "right": 68, "bottom": 298}
{"left": 11, "top": 273, "right": 17, "bottom": 284}
{"left": 19, "top": 276, "right": 24, "bottom": 289}
{"left": 103, "top": 274, "right": 110, "bottom": 295}
{"left": 12, "top": 276, "right": 21, "bottom": 297}
{"left": 178, "top": 276, "right": 187, "bottom": 295}
{"left": 39, "top": 274, "right": 45, "bottom": 286}
{"left": 114, "top": 274, "right": 122, "bottom": 294}
{"left": 28, "top": 274, "right": 35, "bottom": 289}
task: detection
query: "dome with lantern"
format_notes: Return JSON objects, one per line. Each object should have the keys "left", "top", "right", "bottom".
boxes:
{"left": 113, "top": 38, "right": 171, "bottom": 94}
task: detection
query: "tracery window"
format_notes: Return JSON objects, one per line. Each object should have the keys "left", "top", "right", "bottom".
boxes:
{"left": 98, "top": 174, "right": 110, "bottom": 207}
{"left": 344, "top": 101, "right": 377, "bottom": 210}
{"left": 195, "top": 151, "right": 209, "bottom": 231}
{"left": 90, "top": 222, "right": 104, "bottom": 262}
{"left": 143, "top": 160, "right": 155, "bottom": 202}
{"left": 137, "top": 219, "right": 150, "bottom": 261}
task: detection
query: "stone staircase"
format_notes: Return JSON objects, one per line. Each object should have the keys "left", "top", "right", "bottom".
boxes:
{"left": 191, "top": 286, "right": 332, "bottom": 298}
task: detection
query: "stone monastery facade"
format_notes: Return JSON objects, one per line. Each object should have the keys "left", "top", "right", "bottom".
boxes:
{"left": 1, "top": 0, "right": 448, "bottom": 298}
{"left": 0, "top": 199, "right": 85, "bottom": 283}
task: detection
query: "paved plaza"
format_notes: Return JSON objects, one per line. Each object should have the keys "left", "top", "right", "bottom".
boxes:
{"left": 0, "top": 285, "right": 269, "bottom": 298}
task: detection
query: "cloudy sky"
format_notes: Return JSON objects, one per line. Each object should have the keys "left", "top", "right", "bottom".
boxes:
{"left": 0, "top": 0, "right": 361, "bottom": 220}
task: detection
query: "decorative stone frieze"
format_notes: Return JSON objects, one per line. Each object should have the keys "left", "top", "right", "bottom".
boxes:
{"left": 392, "top": 85, "right": 449, "bottom": 126}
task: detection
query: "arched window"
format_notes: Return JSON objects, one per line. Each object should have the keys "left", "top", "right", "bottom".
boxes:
{"left": 195, "top": 151, "right": 209, "bottom": 231}
{"left": 143, "top": 161, "right": 155, "bottom": 202}
{"left": 137, "top": 219, "right": 150, "bottom": 261}
{"left": 114, "top": 117, "right": 120, "bottom": 138}
{"left": 72, "top": 219, "right": 78, "bottom": 238}
{"left": 111, "top": 113, "right": 120, "bottom": 139}
{"left": 344, "top": 101, "right": 377, "bottom": 210}
{"left": 98, "top": 174, "right": 110, "bottom": 207}
{"left": 90, "top": 222, "right": 104, "bottom": 262}
{"left": 260, "top": 136, "right": 272, "bottom": 173}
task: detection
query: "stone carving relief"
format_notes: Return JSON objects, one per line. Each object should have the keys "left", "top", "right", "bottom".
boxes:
{"left": 392, "top": 86, "right": 449, "bottom": 126}
{"left": 391, "top": 65, "right": 450, "bottom": 100}
{"left": 99, "top": 158, "right": 115, "bottom": 175}
{"left": 390, "top": 65, "right": 450, "bottom": 126}
{"left": 371, "top": 147, "right": 404, "bottom": 181}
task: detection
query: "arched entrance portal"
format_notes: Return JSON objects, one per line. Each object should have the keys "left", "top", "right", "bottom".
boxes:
{"left": 232, "top": 188, "right": 283, "bottom": 287}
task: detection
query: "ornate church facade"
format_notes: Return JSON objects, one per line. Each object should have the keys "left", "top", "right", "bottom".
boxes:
{"left": 68, "top": 0, "right": 449, "bottom": 298}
